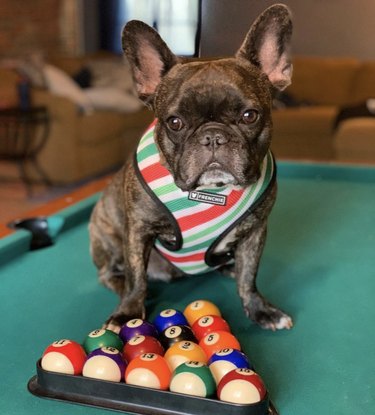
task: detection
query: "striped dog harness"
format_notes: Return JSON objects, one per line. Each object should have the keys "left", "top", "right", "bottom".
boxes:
{"left": 135, "top": 121, "right": 276, "bottom": 275}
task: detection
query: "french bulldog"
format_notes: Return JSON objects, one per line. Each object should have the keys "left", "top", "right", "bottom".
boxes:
{"left": 89, "top": 4, "right": 294, "bottom": 332}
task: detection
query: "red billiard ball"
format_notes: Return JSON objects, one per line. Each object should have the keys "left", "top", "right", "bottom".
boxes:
{"left": 217, "top": 368, "right": 267, "bottom": 404}
{"left": 208, "top": 348, "right": 251, "bottom": 384}
{"left": 119, "top": 319, "right": 158, "bottom": 342}
{"left": 192, "top": 315, "right": 230, "bottom": 340}
{"left": 153, "top": 309, "right": 188, "bottom": 333}
{"left": 164, "top": 340, "right": 207, "bottom": 371}
{"left": 83, "top": 328, "right": 123, "bottom": 354}
{"left": 159, "top": 325, "right": 196, "bottom": 350}
{"left": 41, "top": 339, "right": 86, "bottom": 375}
{"left": 125, "top": 353, "right": 171, "bottom": 390}
{"left": 170, "top": 361, "right": 216, "bottom": 397}
{"left": 82, "top": 346, "right": 126, "bottom": 382}
{"left": 199, "top": 331, "right": 241, "bottom": 359}
{"left": 183, "top": 300, "right": 221, "bottom": 326}
{"left": 123, "top": 335, "right": 164, "bottom": 362}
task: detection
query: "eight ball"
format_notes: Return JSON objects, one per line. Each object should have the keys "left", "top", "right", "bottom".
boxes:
{"left": 159, "top": 325, "right": 196, "bottom": 350}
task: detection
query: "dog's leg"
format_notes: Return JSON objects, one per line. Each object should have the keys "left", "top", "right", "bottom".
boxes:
{"left": 235, "top": 223, "right": 293, "bottom": 330}
{"left": 104, "top": 220, "right": 152, "bottom": 332}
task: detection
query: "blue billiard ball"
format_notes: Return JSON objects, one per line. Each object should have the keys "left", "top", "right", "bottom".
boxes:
{"left": 153, "top": 308, "right": 188, "bottom": 333}
{"left": 208, "top": 348, "right": 252, "bottom": 384}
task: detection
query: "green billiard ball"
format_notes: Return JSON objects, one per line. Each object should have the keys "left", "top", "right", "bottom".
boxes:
{"left": 170, "top": 361, "right": 216, "bottom": 397}
{"left": 83, "top": 328, "right": 123, "bottom": 354}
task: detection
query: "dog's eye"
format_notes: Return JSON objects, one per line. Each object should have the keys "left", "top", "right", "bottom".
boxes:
{"left": 167, "top": 117, "right": 184, "bottom": 131}
{"left": 242, "top": 109, "right": 259, "bottom": 124}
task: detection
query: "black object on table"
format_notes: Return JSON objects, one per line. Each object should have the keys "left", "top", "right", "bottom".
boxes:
{"left": 0, "top": 106, "right": 51, "bottom": 192}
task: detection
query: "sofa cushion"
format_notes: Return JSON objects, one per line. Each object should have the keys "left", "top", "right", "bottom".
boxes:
{"left": 351, "top": 62, "right": 375, "bottom": 103}
{"left": 287, "top": 56, "right": 360, "bottom": 106}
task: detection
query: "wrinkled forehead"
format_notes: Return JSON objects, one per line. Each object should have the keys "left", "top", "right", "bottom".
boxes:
{"left": 156, "top": 59, "right": 271, "bottom": 116}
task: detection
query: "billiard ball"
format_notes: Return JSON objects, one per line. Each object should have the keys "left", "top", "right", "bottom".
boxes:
{"left": 159, "top": 325, "right": 196, "bottom": 350}
{"left": 164, "top": 340, "right": 207, "bottom": 371}
{"left": 183, "top": 300, "right": 221, "bottom": 326}
{"left": 125, "top": 353, "right": 171, "bottom": 390}
{"left": 123, "top": 335, "right": 164, "bottom": 362}
{"left": 170, "top": 361, "right": 216, "bottom": 397}
{"left": 153, "top": 308, "right": 188, "bottom": 333}
{"left": 199, "top": 331, "right": 241, "bottom": 359}
{"left": 208, "top": 348, "right": 252, "bottom": 384}
{"left": 83, "top": 328, "right": 123, "bottom": 354}
{"left": 82, "top": 346, "right": 126, "bottom": 382}
{"left": 217, "top": 368, "right": 267, "bottom": 404}
{"left": 119, "top": 319, "right": 158, "bottom": 342}
{"left": 41, "top": 339, "right": 86, "bottom": 375}
{"left": 192, "top": 315, "right": 230, "bottom": 340}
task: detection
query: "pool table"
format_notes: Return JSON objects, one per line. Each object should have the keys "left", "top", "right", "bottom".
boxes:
{"left": 1, "top": 161, "right": 374, "bottom": 415}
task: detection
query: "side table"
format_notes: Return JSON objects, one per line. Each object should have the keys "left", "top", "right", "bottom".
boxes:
{"left": 0, "top": 106, "right": 51, "bottom": 192}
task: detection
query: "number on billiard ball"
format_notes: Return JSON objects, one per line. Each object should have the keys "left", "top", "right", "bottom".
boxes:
{"left": 170, "top": 361, "right": 216, "bottom": 397}
{"left": 123, "top": 335, "right": 164, "bottom": 362}
{"left": 119, "top": 319, "right": 158, "bottom": 342}
{"left": 217, "top": 368, "right": 267, "bottom": 404}
{"left": 125, "top": 353, "right": 171, "bottom": 390}
{"left": 82, "top": 346, "right": 126, "bottom": 382}
{"left": 83, "top": 328, "right": 123, "bottom": 354}
{"left": 183, "top": 300, "right": 221, "bottom": 326}
{"left": 41, "top": 339, "right": 86, "bottom": 375}
{"left": 159, "top": 325, "right": 196, "bottom": 350}
{"left": 153, "top": 308, "right": 188, "bottom": 333}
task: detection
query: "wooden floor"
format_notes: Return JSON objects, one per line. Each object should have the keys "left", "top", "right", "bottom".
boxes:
{"left": 0, "top": 163, "right": 110, "bottom": 231}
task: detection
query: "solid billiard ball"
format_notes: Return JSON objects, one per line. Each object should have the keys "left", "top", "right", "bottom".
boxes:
{"left": 208, "top": 348, "right": 252, "bottom": 384}
{"left": 199, "top": 331, "right": 241, "bottom": 359}
{"left": 170, "top": 361, "right": 216, "bottom": 397}
{"left": 41, "top": 339, "right": 86, "bottom": 375}
{"left": 192, "top": 315, "right": 230, "bottom": 340}
{"left": 183, "top": 300, "right": 221, "bottom": 326}
{"left": 123, "top": 335, "right": 164, "bottom": 362}
{"left": 153, "top": 308, "right": 188, "bottom": 333}
{"left": 82, "top": 346, "right": 126, "bottom": 382}
{"left": 83, "top": 328, "right": 123, "bottom": 354}
{"left": 125, "top": 353, "right": 171, "bottom": 390}
{"left": 119, "top": 319, "right": 158, "bottom": 342}
{"left": 159, "top": 325, "right": 196, "bottom": 350}
{"left": 164, "top": 340, "right": 207, "bottom": 371}
{"left": 217, "top": 368, "right": 267, "bottom": 404}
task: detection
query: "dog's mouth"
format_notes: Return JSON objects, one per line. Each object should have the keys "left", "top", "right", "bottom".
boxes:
{"left": 197, "top": 162, "right": 237, "bottom": 188}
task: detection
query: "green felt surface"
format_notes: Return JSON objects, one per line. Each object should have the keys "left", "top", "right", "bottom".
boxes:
{"left": 0, "top": 162, "right": 374, "bottom": 415}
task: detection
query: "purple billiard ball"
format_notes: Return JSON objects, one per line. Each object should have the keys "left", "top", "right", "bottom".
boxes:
{"left": 153, "top": 309, "right": 188, "bottom": 333}
{"left": 119, "top": 318, "right": 158, "bottom": 342}
{"left": 208, "top": 348, "right": 252, "bottom": 384}
{"left": 82, "top": 346, "right": 126, "bottom": 382}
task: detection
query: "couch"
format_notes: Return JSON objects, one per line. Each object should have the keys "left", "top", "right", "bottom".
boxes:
{"left": 271, "top": 56, "right": 375, "bottom": 164}
{"left": 0, "top": 53, "right": 153, "bottom": 185}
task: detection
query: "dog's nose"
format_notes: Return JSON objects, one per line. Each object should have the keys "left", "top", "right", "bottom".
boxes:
{"left": 199, "top": 131, "right": 229, "bottom": 147}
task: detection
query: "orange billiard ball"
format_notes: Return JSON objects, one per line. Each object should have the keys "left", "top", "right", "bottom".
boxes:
{"left": 217, "top": 368, "right": 267, "bottom": 404}
{"left": 199, "top": 331, "right": 241, "bottom": 359}
{"left": 41, "top": 339, "right": 86, "bottom": 375}
{"left": 125, "top": 353, "right": 171, "bottom": 390}
{"left": 164, "top": 341, "right": 207, "bottom": 371}
{"left": 183, "top": 300, "right": 221, "bottom": 326}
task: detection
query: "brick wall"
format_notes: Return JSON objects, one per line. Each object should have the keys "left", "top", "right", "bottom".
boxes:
{"left": 0, "top": 0, "right": 65, "bottom": 58}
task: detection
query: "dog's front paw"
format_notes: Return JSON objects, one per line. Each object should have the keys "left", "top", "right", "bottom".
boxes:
{"left": 103, "top": 306, "right": 146, "bottom": 334}
{"left": 245, "top": 298, "right": 293, "bottom": 331}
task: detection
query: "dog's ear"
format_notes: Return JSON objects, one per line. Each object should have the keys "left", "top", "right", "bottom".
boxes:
{"left": 122, "top": 20, "right": 178, "bottom": 107}
{"left": 236, "top": 4, "right": 293, "bottom": 91}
